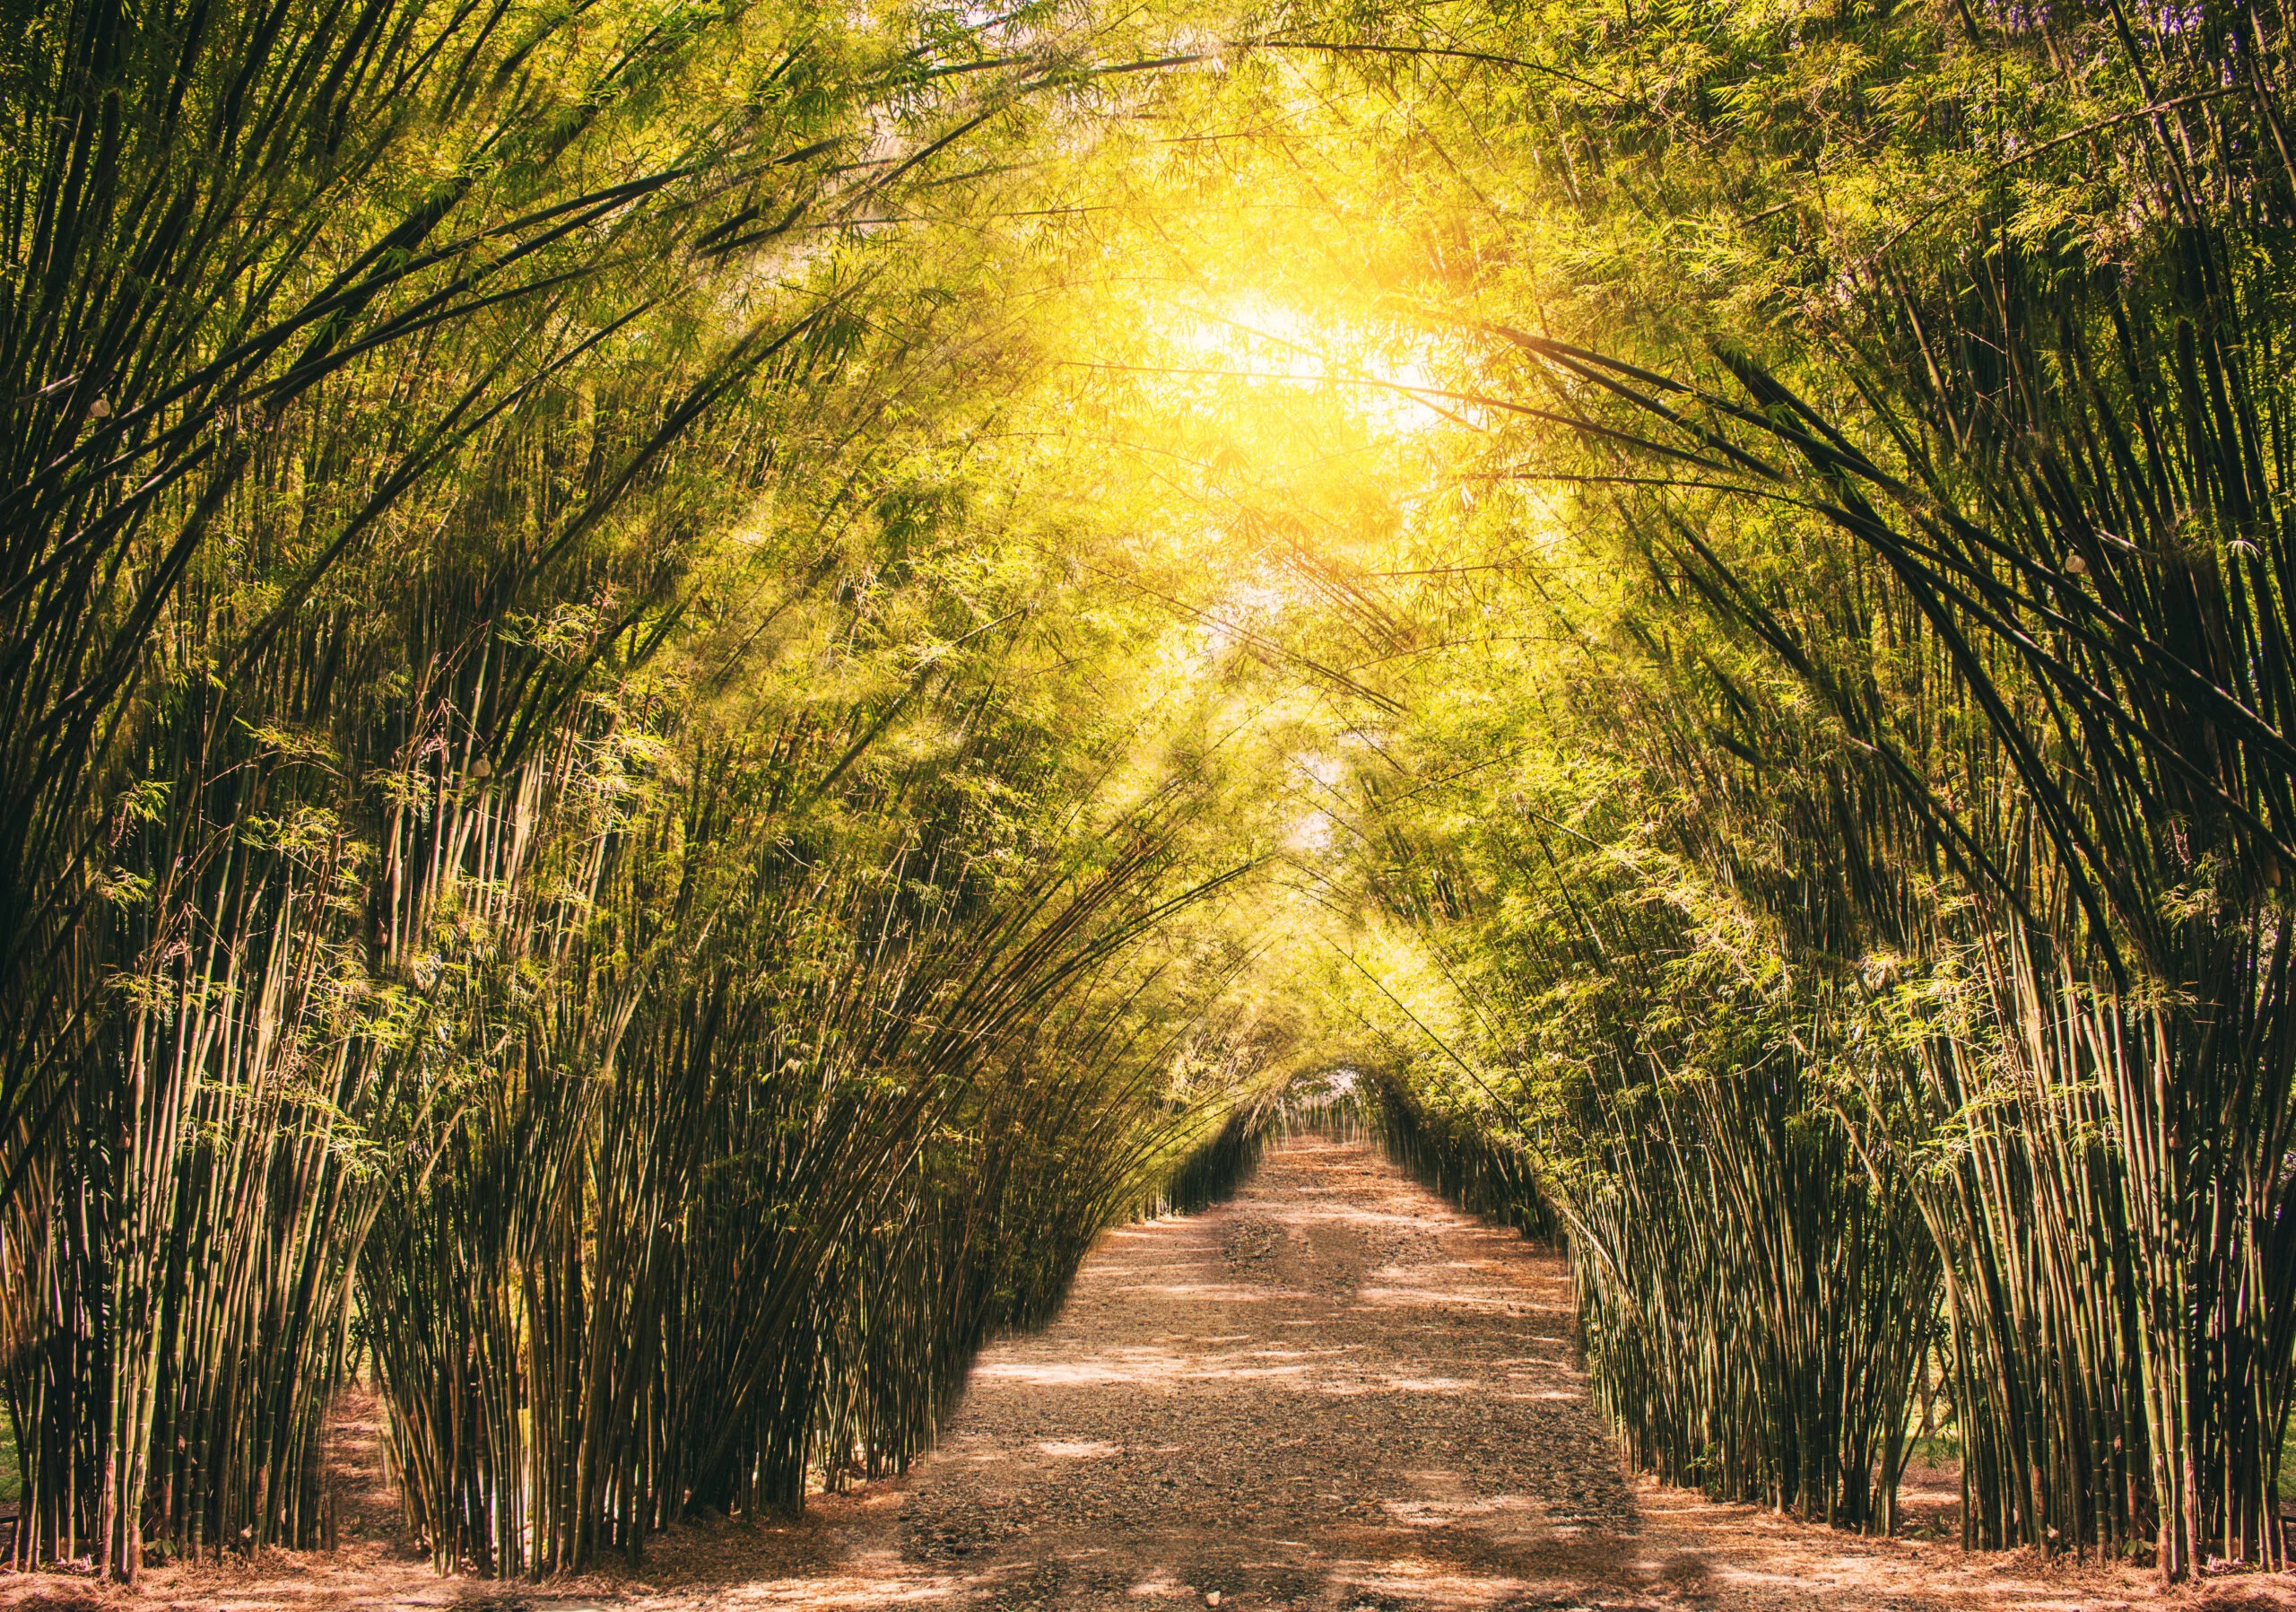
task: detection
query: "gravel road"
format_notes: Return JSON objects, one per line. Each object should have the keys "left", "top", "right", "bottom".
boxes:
{"left": 892, "top": 1134, "right": 1635, "bottom": 1608}
{"left": 786, "top": 1137, "right": 2144, "bottom": 1612}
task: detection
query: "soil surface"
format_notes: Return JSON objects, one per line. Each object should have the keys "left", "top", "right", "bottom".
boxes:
{"left": 5, "top": 1137, "right": 2289, "bottom": 1610}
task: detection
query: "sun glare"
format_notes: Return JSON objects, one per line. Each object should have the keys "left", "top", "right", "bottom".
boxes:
{"left": 1158, "top": 293, "right": 1459, "bottom": 436}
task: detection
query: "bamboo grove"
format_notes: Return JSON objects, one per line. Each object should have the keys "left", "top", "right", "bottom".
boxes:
{"left": 12, "top": 0, "right": 2296, "bottom": 1592}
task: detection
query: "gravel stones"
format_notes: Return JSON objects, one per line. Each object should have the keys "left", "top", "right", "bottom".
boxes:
{"left": 896, "top": 1137, "right": 1637, "bottom": 1607}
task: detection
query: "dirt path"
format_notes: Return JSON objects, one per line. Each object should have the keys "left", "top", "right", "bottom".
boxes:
{"left": 4, "top": 1137, "right": 2270, "bottom": 1610}
{"left": 890, "top": 1133, "right": 1633, "bottom": 1608}
{"left": 830, "top": 1137, "right": 2161, "bottom": 1611}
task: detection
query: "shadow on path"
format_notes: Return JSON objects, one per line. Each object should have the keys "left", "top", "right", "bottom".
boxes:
{"left": 775, "top": 1137, "right": 2162, "bottom": 1611}
{"left": 8, "top": 1137, "right": 2236, "bottom": 1611}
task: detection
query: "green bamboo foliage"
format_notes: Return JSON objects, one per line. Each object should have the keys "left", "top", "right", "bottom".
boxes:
{"left": 352, "top": 717, "right": 1278, "bottom": 1571}
{"left": 39, "top": 0, "right": 2296, "bottom": 1593}
{"left": 1418, "top": 19, "right": 2296, "bottom": 1569}
{"left": 1342, "top": 783, "right": 1942, "bottom": 1535}
{"left": 1369, "top": 1078, "right": 1552, "bottom": 1242}
{"left": 0, "top": 0, "right": 1291, "bottom": 1581}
